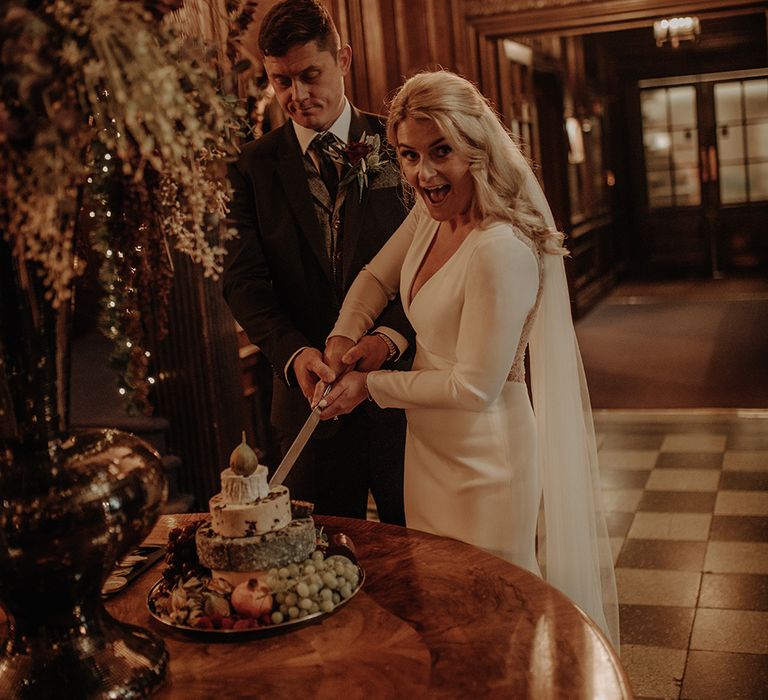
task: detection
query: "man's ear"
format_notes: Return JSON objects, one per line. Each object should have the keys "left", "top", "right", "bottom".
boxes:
{"left": 338, "top": 44, "right": 352, "bottom": 76}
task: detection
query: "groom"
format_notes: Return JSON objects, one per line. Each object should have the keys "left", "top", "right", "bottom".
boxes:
{"left": 224, "top": 0, "right": 412, "bottom": 524}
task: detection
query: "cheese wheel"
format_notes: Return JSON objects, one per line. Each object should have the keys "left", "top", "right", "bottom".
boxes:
{"left": 196, "top": 518, "right": 316, "bottom": 571}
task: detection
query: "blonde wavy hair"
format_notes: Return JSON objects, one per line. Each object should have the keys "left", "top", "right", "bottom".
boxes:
{"left": 386, "top": 70, "right": 565, "bottom": 255}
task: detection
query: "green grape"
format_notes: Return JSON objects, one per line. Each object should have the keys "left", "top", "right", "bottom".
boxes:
{"left": 308, "top": 583, "right": 319, "bottom": 596}
{"left": 288, "top": 606, "right": 299, "bottom": 619}
{"left": 304, "top": 563, "right": 316, "bottom": 575}
{"left": 296, "top": 582, "right": 309, "bottom": 598}
{"left": 279, "top": 603, "right": 288, "bottom": 614}
{"left": 310, "top": 573, "right": 323, "bottom": 586}
{"left": 288, "top": 563, "right": 300, "bottom": 577}
{"left": 340, "top": 583, "right": 352, "bottom": 599}
{"left": 311, "top": 550, "right": 324, "bottom": 563}
{"left": 320, "top": 587, "right": 333, "bottom": 601}
{"left": 299, "top": 610, "right": 308, "bottom": 618}
{"left": 278, "top": 567, "right": 289, "bottom": 579}
{"left": 336, "top": 576, "right": 346, "bottom": 588}
{"left": 332, "top": 592, "right": 340, "bottom": 604}
{"left": 309, "top": 601, "right": 319, "bottom": 614}
{"left": 285, "top": 592, "right": 297, "bottom": 607}
{"left": 275, "top": 591, "right": 285, "bottom": 604}
{"left": 322, "top": 572, "right": 338, "bottom": 589}
{"left": 320, "top": 599, "right": 334, "bottom": 613}
{"left": 299, "top": 597, "right": 312, "bottom": 610}
{"left": 271, "top": 611, "right": 284, "bottom": 625}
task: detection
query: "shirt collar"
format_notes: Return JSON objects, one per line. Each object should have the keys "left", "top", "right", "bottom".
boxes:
{"left": 292, "top": 98, "right": 352, "bottom": 155}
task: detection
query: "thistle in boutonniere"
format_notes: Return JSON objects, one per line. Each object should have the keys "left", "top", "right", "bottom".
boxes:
{"left": 324, "top": 132, "right": 391, "bottom": 202}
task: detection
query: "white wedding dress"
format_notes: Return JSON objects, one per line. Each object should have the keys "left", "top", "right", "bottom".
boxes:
{"left": 331, "top": 199, "right": 544, "bottom": 572}
{"left": 332, "top": 194, "right": 619, "bottom": 649}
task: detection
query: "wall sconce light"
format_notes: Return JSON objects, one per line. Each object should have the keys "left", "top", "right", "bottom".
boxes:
{"left": 565, "top": 117, "right": 585, "bottom": 164}
{"left": 653, "top": 17, "right": 701, "bottom": 48}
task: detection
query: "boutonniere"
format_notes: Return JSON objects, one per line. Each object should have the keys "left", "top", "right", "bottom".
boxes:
{"left": 324, "top": 132, "right": 392, "bottom": 201}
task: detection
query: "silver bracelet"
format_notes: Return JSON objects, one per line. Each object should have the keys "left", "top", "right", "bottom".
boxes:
{"left": 364, "top": 373, "right": 374, "bottom": 402}
{"left": 370, "top": 331, "right": 398, "bottom": 361}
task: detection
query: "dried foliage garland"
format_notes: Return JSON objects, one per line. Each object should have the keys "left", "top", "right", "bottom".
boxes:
{"left": 0, "top": 0, "right": 258, "bottom": 414}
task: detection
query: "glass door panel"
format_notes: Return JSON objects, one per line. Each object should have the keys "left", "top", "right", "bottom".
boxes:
{"left": 714, "top": 81, "right": 742, "bottom": 121}
{"left": 717, "top": 125, "right": 745, "bottom": 160}
{"left": 744, "top": 79, "right": 768, "bottom": 118}
{"left": 636, "top": 70, "right": 768, "bottom": 274}
{"left": 714, "top": 77, "right": 768, "bottom": 204}
{"left": 746, "top": 123, "right": 768, "bottom": 157}
{"left": 748, "top": 163, "right": 768, "bottom": 200}
{"left": 720, "top": 165, "right": 748, "bottom": 204}
{"left": 675, "top": 169, "right": 701, "bottom": 205}
{"left": 641, "top": 86, "right": 700, "bottom": 208}
{"left": 640, "top": 90, "right": 667, "bottom": 126}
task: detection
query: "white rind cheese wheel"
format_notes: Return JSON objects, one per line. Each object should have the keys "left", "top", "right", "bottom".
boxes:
{"left": 221, "top": 465, "right": 269, "bottom": 504}
{"left": 209, "top": 484, "right": 291, "bottom": 538}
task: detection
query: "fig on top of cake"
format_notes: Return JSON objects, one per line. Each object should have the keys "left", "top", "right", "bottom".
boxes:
{"left": 229, "top": 432, "right": 260, "bottom": 476}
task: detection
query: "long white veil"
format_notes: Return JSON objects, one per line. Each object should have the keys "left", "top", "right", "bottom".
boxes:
{"left": 525, "top": 169, "right": 620, "bottom": 650}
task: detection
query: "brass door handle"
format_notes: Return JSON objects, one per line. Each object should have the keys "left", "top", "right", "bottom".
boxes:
{"left": 700, "top": 147, "right": 709, "bottom": 183}
{"left": 708, "top": 145, "right": 718, "bottom": 183}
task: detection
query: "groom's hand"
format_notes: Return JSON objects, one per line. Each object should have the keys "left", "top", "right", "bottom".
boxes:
{"left": 341, "top": 335, "right": 390, "bottom": 372}
{"left": 293, "top": 348, "right": 335, "bottom": 403}
{"left": 324, "top": 336, "right": 355, "bottom": 378}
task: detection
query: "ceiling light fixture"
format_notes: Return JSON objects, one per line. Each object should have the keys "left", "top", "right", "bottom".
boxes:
{"left": 653, "top": 16, "right": 701, "bottom": 48}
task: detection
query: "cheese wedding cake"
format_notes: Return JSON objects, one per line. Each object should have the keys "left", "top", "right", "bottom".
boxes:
{"left": 195, "top": 434, "right": 315, "bottom": 585}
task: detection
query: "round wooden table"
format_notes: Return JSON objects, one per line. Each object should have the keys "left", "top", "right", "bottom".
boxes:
{"left": 100, "top": 513, "right": 631, "bottom": 698}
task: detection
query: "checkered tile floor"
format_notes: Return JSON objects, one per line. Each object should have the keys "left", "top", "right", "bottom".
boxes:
{"left": 595, "top": 411, "right": 768, "bottom": 700}
{"left": 369, "top": 409, "right": 768, "bottom": 698}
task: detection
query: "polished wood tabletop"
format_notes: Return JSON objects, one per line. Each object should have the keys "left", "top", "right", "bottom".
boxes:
{"left": 98, "top": 513, "right": 632, "bottom": 698}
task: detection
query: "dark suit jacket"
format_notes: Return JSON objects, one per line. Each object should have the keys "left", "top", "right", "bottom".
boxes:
{"left": 224, "top": 107, "right": 413, "bottom": 436}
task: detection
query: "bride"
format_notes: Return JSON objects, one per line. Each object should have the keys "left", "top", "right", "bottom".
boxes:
{"left": 315, "top": 70, "right": 619, "bottom": 648}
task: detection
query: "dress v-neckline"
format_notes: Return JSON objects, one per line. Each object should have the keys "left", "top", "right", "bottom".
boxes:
{"left": 407, "top": 220, "right": 477, "bottom": 308}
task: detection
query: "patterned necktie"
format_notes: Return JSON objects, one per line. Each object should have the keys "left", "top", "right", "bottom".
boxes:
{"left": 309, "top": 132, "right": 340, "bottom": 203}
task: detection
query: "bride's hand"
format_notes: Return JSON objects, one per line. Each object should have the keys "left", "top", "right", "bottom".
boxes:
{"left": 318, "top": 371, "right": 369, "bottom": 420}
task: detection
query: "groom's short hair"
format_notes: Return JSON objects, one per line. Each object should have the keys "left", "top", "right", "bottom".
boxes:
{"left": 258, "top": 0, "right": 341, "bottom": 58}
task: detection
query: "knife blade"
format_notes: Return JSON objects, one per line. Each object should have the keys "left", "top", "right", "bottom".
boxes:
{"left": 269, "top": 385, "right": 332, "bottom": 487}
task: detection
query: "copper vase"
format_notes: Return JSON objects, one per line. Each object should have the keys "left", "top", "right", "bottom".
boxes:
{"left": 0, "top": 238, "right": 169, "bottom": 697}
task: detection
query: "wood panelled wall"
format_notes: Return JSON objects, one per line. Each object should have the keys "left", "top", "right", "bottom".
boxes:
{"left": 329, "top": 0, "right": 465, "bottom": 113}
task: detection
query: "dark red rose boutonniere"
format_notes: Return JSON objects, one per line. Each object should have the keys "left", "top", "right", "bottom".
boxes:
{"left": 344, "top": 140, "right": 373, "bottom": 166}
{"left": 324, "top": 132, "right": 391, "bottom": 201}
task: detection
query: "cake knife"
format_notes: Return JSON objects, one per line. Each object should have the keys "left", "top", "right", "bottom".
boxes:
{"left": 269, "top": 384, "right": 332, "bottom": 487}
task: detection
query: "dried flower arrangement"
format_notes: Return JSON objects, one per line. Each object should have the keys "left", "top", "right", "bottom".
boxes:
{"left": 0, "top": 0, "right": 257, "bottom": 414}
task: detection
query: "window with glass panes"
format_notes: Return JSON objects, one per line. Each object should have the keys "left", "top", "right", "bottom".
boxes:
{"left": 715, "top": 77, "right": 768, "bottom": 204}
{"left": 640, "top": 86, "right": 701, "bottom": 209}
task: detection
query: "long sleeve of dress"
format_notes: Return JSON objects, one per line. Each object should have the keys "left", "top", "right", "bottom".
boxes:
{"left": 330, "top": 200, "right": 426, "bottom": 342}
{"left": 369, "top": 225, "right": 539, "bottom": 411}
